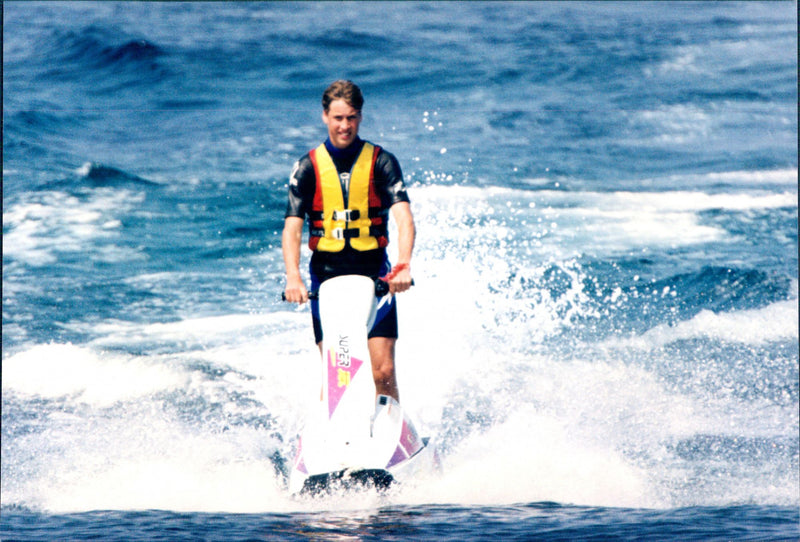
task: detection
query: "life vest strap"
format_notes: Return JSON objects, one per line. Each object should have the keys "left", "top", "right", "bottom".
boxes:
{"left": 311, "top": 208, "right": 387, "bottom": 222}
{"left": 309, "top": 226, "right": 387, "bottom": 241}
{"left": 332, "top": 227, "right": 357, "bottom": 241}
{"left": 332, "top": 209, "right": 360, "bottom": 222}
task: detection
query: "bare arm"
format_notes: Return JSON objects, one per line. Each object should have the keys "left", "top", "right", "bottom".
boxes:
{"left": 282, "top": 216, "right": 309, "bottom": 303}
{"left": 388, "top": 201, "right": 415, "bottom": 294}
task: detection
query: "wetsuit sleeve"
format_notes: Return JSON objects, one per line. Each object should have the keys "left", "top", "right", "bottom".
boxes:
{"left": 285, "top": 154, "right": 315, "bottom": 219}
{"left": 374, "top": 149, "right": 410, "bottom": 207}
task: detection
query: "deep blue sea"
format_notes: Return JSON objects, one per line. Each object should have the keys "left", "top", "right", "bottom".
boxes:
{"left": 2, "top": 1, "right": 798, "bottom": 540}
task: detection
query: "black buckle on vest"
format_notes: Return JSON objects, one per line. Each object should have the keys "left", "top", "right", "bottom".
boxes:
{"left": 331, "top": 227, "right": 362, "bottom": 240}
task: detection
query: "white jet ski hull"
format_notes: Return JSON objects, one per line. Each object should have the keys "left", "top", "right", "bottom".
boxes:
{"left": 288, "top": 275, "right": 436, "bottom": 495}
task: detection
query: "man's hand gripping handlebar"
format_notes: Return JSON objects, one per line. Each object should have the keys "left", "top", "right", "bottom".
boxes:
{"left": 281, "top": 265, "right": 413, "bottom": 302}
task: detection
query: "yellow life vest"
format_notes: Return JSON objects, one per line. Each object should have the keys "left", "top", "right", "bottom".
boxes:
{"left": 308, "top": 142, "right": 388, "bottom": 252}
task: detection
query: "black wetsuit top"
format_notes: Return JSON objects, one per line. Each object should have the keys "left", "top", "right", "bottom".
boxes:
{"left": 285, "top": 137, "right": 409, "bottom": 280}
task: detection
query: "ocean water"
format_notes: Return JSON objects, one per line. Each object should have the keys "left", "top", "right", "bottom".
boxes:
{"left": 2, "top": 1, "right": 798, "bottom": 540}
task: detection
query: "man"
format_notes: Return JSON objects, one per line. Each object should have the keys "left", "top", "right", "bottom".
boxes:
{"left": 282, "top": 80, "right": 415, "bottom": 402}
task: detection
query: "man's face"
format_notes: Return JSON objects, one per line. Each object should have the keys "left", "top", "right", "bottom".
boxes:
{"left": 322, "top": 99, "right": 362, "bottom": 149}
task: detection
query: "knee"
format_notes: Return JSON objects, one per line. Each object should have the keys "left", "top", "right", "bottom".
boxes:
{"left": 373, "top": 358, "right": 395, "bottom": 382}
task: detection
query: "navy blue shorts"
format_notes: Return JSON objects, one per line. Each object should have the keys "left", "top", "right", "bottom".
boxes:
{"left": 309, "top": 257, "right": 399, "bottom": 344}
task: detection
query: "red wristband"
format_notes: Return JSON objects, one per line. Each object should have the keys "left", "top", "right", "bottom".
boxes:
{"left": 380, "top": 263, "right": 409, "bottom": 281}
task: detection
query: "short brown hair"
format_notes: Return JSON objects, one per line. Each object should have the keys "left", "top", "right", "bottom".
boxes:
{"left": 322, "top": 80, "right": 364, "bottom": 112}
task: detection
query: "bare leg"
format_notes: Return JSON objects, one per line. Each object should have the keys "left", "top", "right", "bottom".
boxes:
{"left": 367, "top": 336, "right": 400, "bottom": 402}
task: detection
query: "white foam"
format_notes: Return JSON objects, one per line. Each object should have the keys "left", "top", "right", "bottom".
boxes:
{"left": 599, "top": 190, "right": 796, "bottom": 212}
{"left": 93, "top": 312, "right": 298, "bottom": 345}
{"left": 5, "top": 291, "right": 796, "bottom": 512}
{"left": 1, "top": 329, "right": 318, "bottom": 513}
{"left": 75, "top": 161, "right": 93, "bottom": 177}
{"left": 411, "top": 184, "right": 795, "bottom": 258}
{"left": 415, "top": 179, "right": 796, "bottom": 211}
{"left": 394, "top": 356, "right": 711, "bottom": 509}
{"left": 41, "top": 442, "right": 288, "bottom": 513}
{"left": 655, "top": 48, "right": 702, "bottom": 75}
{"left": 3, "top": 189, "right": 145, "bottom": 266}
{"left": 701, "top": 168, "right": 798, "bottom": 186}
{"left": 609, "top": 299, "right": 799, "bottom": 350}
{"left": 394, "top": 255, "right": 493, "bottom": 424}
{"left": 2, "top": 343, "right": 187, "bottom": 407}
{"left": 405, "top": 409, "right": 652, "bottom": 508}
{"left": 637, "top": 104, "right": 712, "bottom": 144}
{"left": 6, "top": 407, "right": 292, "bottom": 514}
